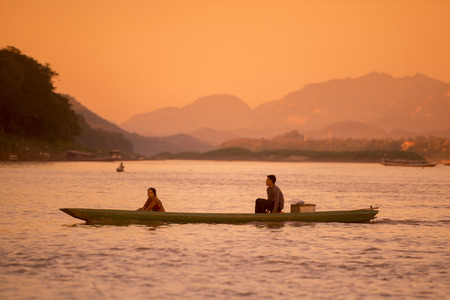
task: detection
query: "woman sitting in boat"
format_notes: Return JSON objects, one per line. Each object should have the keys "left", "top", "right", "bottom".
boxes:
{"left": 137, "top": 187, "right": 165, "bottom": 212}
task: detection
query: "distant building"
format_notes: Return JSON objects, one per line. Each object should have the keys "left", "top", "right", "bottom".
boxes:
{"left": 401, "top": 141, "right": 415, "bottom": 151}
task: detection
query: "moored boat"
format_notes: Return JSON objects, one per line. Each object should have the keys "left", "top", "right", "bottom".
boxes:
{"left": 381, "top": 159, "right": 436, "bottom": 167}
{"left": 60, "top": 207, "right": 379, "bottom": 224}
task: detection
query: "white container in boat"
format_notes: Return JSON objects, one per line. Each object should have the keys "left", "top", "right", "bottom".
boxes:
{"left": 290, "top": 204, "right": 316, "bottom": 213}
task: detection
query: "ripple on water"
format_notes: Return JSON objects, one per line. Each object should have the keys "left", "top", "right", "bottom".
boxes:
{"left": 1, "top": 161, "right": 449, "bottom": 299}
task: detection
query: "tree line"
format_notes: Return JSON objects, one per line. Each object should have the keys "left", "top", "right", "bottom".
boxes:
{"left": 0, "top": 46, "right": 135, "bottom": 160}
{"left": 221, "top": 130, "right": 450, "bottom": 161}
{"left": 0, "top": 46, "right": 80, "bottom": 142}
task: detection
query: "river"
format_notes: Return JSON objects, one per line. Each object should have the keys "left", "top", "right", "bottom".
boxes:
{"left": 0, "top": 160, "right": 449, "bottom": 299}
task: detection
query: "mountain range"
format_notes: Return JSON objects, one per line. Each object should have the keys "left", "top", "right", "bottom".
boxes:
{"left": 69, "top": 73, "right": 450, "bottom": 156}
{"left": 67, "top": 96, "right": 214, "bottom": 156}
{"left": 121, "top": 73, "right": 450, "bottom": 144}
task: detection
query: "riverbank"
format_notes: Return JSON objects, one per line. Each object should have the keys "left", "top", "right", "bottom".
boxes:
{"left": 151, "top": 148, "right": 426, "bottom": 163}
{"left": 0, "top": 134, "right": 75, "bottom": 161}
{"left": 0, "top": 134, "right": 130, "bottom": 162}
{"left": 0, "top": 133, "right": 428, "bottom": 163}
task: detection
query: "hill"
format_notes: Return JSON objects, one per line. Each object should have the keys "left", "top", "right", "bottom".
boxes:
{"left": 304, "top": 121, "right": 387, "bottom": 140}
{"left": 0, "top": 47, "right": 79, "bottom": 142}
{"left": 121, "top": 94, "right": 252, "bottom": 137}
{"left": 189, "top": 127, "right": 239, "bottom": 146}
{"left": 254, "top": 73, "right": 450, "bottom": 134}
{"left": 121, "top": 73, "right": 450, "bottom": 141}
{"left": 67, "top": 96, "right": 214, "bottom": 156}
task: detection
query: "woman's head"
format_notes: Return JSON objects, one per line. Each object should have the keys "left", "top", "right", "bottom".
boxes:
{"left": 147, "top": 187, "right": 157, "bottom": 197}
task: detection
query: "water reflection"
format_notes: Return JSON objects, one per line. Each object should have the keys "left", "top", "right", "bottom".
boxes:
{"left": 1, "top": 161, "right": 449, "bottom": 300}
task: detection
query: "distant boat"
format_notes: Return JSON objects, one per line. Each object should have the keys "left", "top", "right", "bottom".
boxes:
{"left": 381, "top": 159, "right": 436, "bottom": 167}
{"left": 442, "top": 160, "right": 450, "bottom": 166}
{"left": 116, "top": 162, "right": 125, "bottom": 172}
{"left": 9, "top": 154, "right": 18, "bottom": 161}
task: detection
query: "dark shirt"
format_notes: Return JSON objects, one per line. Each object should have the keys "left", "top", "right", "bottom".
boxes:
{"left": 267, "top": 184, "right": 284, "bottom": 213}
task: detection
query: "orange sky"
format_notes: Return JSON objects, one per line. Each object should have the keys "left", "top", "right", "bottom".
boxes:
{"left": 1, "top": 0, "right": 449, "bottom": 123}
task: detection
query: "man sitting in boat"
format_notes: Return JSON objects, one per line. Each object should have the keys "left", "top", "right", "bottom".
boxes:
{"left": 137, "top": 188, "right": 165, "bottom": 212}
{"left": 116, "top": 162, "right": 125, "bottom": 172}
{"left": 255, "top": 175, "right": 284, "bottom": 213}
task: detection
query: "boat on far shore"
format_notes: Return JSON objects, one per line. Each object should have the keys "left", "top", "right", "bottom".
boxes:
{"left": 381, "top": 159, "right": 436, "bottom": 167}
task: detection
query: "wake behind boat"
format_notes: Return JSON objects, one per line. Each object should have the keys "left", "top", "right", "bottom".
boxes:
{"left": 60, "top": 207, "right": 379, "bottom": 224}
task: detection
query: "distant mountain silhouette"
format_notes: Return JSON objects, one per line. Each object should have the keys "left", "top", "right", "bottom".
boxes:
{"left": 303, "top": 121, "right": 387, "bottom": 140}
{"left": 252, "top": 72, "right": 450, "bottom": 134}
{"left": 121, "top": 94, "right": 252, "bottom": 137}
{"left": 189, "top": 127, "right": 239, "bottom": 146}
{"left": 68, "top": 95, "right": 123, "bottom": 132}
{"left": 67, "top": 96, "right": 214, "bottom": 156}
{"left": 121, "top": 73, "right": 450, "bottom": 141}
{"left": 422, "top": 129, "right": 450, "bottom": 138}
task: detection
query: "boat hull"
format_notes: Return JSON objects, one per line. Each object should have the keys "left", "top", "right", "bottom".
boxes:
{"left": 60, "top": 208, "right": 378, "bottom": 224}
{"left": 381, "top": 159, "right": 436, "bottom": 167}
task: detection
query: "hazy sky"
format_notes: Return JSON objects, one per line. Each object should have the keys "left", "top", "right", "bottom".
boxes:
{"left": 1, "top": 0, "right": 449, "bottom": 123}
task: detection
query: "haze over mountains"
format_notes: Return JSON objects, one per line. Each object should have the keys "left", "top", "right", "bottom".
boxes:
{"left": 68, "top": 96, "right": 214, "bottom": 156}
{"left": 70, "top": 73, "right": 450, "bottom": 156}
{"left": 121, "top": 73, "right": 450, "bottom": 144}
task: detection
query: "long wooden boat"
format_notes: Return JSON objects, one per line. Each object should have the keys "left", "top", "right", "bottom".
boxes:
{"left": 381, "top": 159, "right": 436, "bottom": 167}
{"left": 60, "top": 207, "right": 379, "bottom": 224}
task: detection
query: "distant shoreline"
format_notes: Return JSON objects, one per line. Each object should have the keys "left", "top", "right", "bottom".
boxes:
{"left": 150, "top": 148, "right": 426, "bottom": 163}
{"left": 0, "top": 132, "right": 429, "bottom": 163}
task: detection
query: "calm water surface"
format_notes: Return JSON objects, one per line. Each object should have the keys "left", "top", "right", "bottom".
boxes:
{"left": 0, "top": 161, "right": 449, "bottom": 299}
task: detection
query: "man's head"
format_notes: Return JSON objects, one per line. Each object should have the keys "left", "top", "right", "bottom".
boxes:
{"left": 267, "top": 175, "right": 276, "bottom": 186}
